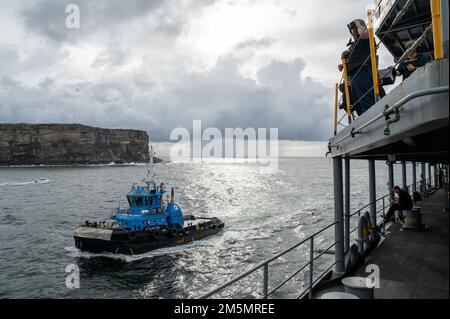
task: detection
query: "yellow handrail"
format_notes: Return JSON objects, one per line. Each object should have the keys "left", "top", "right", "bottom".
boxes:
{"left": 430, "top": 0, "right": 443, "bottom": 59}
{"left": 368, "top": 9, "right": 380, "bottom": 102}
{"left": 334, "top": 83, "right": 339, "bottom": 135}
{"left": 333, "top": 0, "right": 444, "bottom": 135}
{"left": 342, "top": 59, "right": 353, "bottom": 124}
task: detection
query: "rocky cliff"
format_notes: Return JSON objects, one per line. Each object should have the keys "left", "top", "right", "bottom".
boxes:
{"left": 0, "top": 124, "right": 150, "bottom": 165}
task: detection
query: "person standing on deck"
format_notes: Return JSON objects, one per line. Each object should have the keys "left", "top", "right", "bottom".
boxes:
{"left": 338, "top": 19, "right": 385, "bottom": 116}
{"left": 419, "top": 174, "right": 426, "bottom": 195}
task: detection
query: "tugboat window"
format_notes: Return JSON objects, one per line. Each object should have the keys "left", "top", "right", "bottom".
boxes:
{"left": 145, "top": 196, "right": 152, "bottom": 206}
{"left": 135, "top": 196, "right": 144, "bottom": 207}
{"left": 127, "top": 196, "right": 135, "bottom": 206}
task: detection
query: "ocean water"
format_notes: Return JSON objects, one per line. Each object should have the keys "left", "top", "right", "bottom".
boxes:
{"left": 0, "top": 158, "right": 409, "bottom": 299}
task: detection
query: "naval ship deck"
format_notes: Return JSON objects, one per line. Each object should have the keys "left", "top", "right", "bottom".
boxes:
{"left": 322, "top": 0, "right": 449, "bottom": 299}
{"left": 315, "top": 190, "right": 449, "bottom": 299}
{"left": 364, "top": 190, "right": 448, "bottom": 298}
{"left": 199, "top": 0, "right": 448, "bottom": 300}
{"left": 329, "top": 58, "right": 448, "bottom": 161}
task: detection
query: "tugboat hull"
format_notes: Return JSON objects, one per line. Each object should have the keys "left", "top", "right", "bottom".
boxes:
{"left": 74, "top": 217, "right": 224, "bottom": 255}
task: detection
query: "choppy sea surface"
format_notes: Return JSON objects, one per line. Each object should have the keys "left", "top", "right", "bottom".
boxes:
{"left": 0, "top": 158, "right": 408, "bottom": 299}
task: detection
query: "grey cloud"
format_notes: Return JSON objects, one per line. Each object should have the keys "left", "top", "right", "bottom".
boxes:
{"left": 92, "top": 47, "right": 128, "bottom": 68}
{"left": 257, "top": 58, "right": 306, "bottom": 87}
{"left": 152, "top": 55, "right": 332, "bottom": 141}
{"left": 282, "top": 0, "right": 371, "bottom": 48}
{"left": 39, "top": 78, "right": 54, "bottom": 89}
{"left": 20, "top": 0, "right": 217, "bottom": 44}
{"left": 153, "top": 10, "right": 186, "bottom": 36}
{"left": 22, "top": 46, "right": 69, "bottom": 70}
{"left": 284, "top": 9, "right": 297, "bottom": 18}
{"left": 0, "top": 47, "right": 20, "bottom": 76}
{"left": 21, "top": 0, "right": 168, "bottom": 43}
{"left": 0, "top": 79, "right": 157, "bottom": 130}
{"left": 2, "top": 76, "right": 21, "bottom": 87}
{"left": 0, "top": 54, "right": 332, "bottom": 142}
{"left": 234, "top": 38, "right": 275, "bottom": 50}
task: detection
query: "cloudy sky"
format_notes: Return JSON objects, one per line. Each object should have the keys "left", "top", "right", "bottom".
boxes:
{"left": 0, "top": 0, "right": 393, "bottom": 155}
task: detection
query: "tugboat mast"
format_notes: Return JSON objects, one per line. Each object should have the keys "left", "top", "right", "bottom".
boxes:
{"left": 144, "top": 145, "right": 157, "bottom": 188}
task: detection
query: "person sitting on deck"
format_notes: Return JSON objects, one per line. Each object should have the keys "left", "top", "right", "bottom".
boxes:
{"left": 383, "top": 186, "right": 414, "bottom": 222}
{"left": 394, "top": 40, "right": 431, "bottom": 81}
{"left": 338, "top": 19, "right": 385, "bottom": 116}
{"left": 412, "top": 191, "right": 422, "bottom": 205}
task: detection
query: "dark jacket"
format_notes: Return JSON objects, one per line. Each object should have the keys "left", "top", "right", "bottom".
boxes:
{"left": 397, "top": 54, "right": 431, "bottom": 80}
{"left": 342, "top": 38, "right": 371, "bottom": 75}
{"left": 398, "top": 189, "right": 414, "bottom": 210}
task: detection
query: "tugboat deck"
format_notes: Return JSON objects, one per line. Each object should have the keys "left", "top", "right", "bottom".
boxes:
{"left": 183, "top": 218, "right": 215, "bottom": 228}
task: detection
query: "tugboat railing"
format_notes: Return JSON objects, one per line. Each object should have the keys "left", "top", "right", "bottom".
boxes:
{"left": 199, "top": 179, "right": 433, "bottom": 299}
{"left": 112, "top": 207, "right": 130, "bottom": 215}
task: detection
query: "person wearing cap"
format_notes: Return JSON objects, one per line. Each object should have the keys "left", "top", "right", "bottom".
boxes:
{"left": 395, "top": 40, "right": 431, "bottom": 81}
{"left": 338, "top": 19, "right": 385, "bottom": 116}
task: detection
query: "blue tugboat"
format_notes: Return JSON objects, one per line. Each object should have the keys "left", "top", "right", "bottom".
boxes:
{"left": 73, "top": 148, "right": 224, "bottom": 255}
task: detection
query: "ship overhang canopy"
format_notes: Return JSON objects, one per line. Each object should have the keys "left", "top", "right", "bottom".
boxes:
{"left": 329, "top": 58, "right": 449, "bottom": 163}
{"left": 375, "top": 0, "right": 434, "bottom": 60}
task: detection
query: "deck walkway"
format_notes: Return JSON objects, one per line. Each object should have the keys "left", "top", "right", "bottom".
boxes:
{"left": 363, "top": 189, "right": 449, "bottom": 299}
{"left": 315, "top": 190, "right": 449, "bottom": 299}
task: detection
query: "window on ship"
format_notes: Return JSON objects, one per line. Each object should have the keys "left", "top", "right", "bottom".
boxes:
{"left": 144, "top": 196, "right": 153, "bottom": 206}
{"left": 135, "top": 196, "right": 144, "bottom": 207}
{"left": 127, "top": 196, "right": 135, "bottom": 207}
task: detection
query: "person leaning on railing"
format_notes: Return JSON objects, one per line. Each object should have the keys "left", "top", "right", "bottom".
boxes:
{"left": 338, "top": 19, "right": 385, "bottom": 116}
{"left": 392, "top": 40, "right": 432, "bottom": 81}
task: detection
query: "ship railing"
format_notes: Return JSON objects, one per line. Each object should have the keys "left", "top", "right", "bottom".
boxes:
{"left": 348, "top": 179, "right": 434, "bottom": 238}
{"left": 333, "top": 0, "right": 445, "bottom": 136}
{"left": 332, "top": 86, "right": 449, "bottom": 147}
{"left": 198, "top": 221, "right": 341, "bottom": 299}
{"left": 112, "top": 207, "right": 130, "bottom": 215}
{"left": 199, "top": 179, "right": 435, "bottom": 299}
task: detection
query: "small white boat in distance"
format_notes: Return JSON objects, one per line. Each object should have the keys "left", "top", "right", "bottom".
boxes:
{"left": 34, "top": 178, "right": 50, "bottom": 184}
{"left": 0, "top": 178, "right": 50, "bottom": 187}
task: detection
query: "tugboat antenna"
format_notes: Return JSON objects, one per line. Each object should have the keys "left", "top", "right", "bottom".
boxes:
{"left": 144, "top": 145, "right": 157, "bottom": 187}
